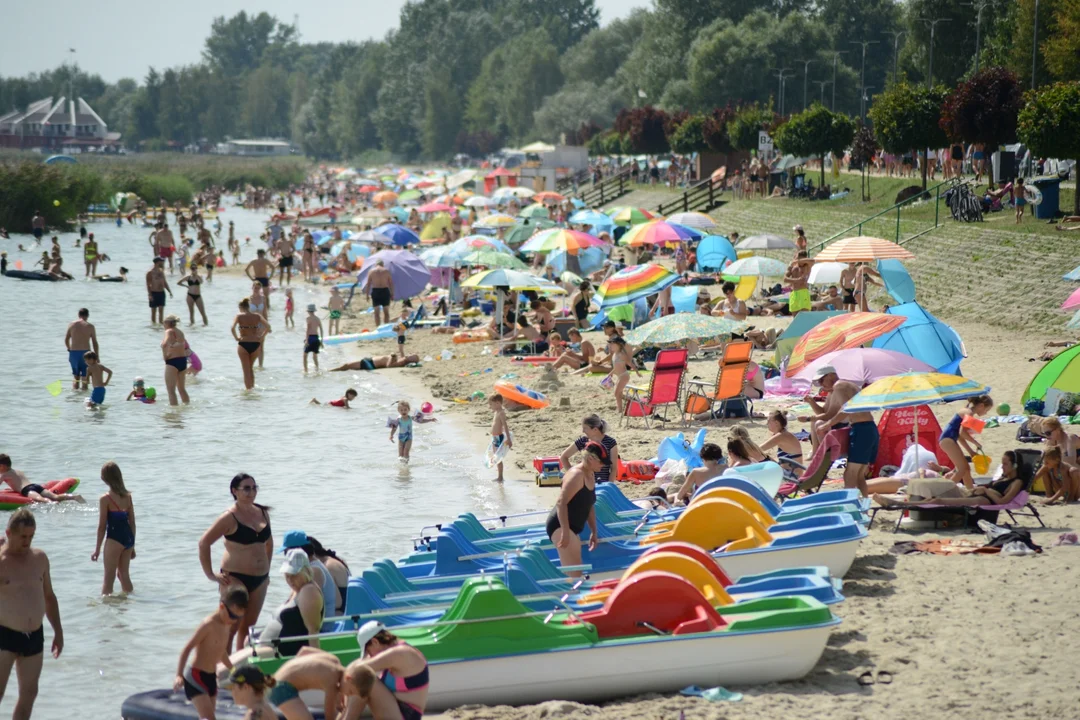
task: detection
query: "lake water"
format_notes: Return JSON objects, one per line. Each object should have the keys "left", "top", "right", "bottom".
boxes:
{"left": 0, "top": 206, "right": 540, "bottom": 717}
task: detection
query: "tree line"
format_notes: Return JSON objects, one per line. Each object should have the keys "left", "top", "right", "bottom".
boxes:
{"left": 0, "top": 0, "right": 1077, "bottom": 161}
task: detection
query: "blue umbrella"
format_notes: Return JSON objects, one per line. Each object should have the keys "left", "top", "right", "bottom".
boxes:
{"left": 695, "top": 235, "right": 737, "bottom": 272}
{"left": 374, "top": 224, "right": 420, "bottom": 246}
{"left": 330, "top": 240, "right": 371, "bottom": 263}
{"left": 877, "top": 259, "right": 916, "bottom": 304}
{"left": 547, "top": 246, "right": 607, "bottom": 276}
{"left": 872, "top": 302, "right": 966, "bottom": 374}
{"left": 570, "top": 198, "right": 586, "bottom": 209}
{"left": 1065, "top": 264, "right": 1080, "bottom": 281}
{"left": 355, "top": 250, "right": 431, "bottom": 300}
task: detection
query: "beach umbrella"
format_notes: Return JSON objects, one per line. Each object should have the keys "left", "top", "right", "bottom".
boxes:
{"left": 502, "top": 218, "right": 556, "bottom": 246}
{"left": 349, "top": 230, "right": 384, "bottom": 244}
{"left": 373, "top": 224, "right": 420, "bottom": 246}
{"left": 459, "top": 250, "right": 529, "bottom": 269}
{"left": 330, "top": 241, "right": 371, "bottom": 264}
{"left": 372, "top": 191, "right": 398, "bottom": 205}
{"left": 814, "top": 236, "right": 915, "bottom": 262}
{"left": 1062, "top": 287, "right": 1080, "bottom": 310}
{"left": 451, "top": 235, "right": 513, "bottom": 254}
{"left": 618, "top": 221, "right": 703, "bottom": 247}
{"left": 877, "top": 259, "right": 916, "bottom": 305}
{"left": 594, "top": 263, "right": 679, "bottom": 309}
{"left": 844, "top": 372, "right": 990, "bottom": 412}
{"left": 493, "top": 186, "right": 535, "bottom": 199}
{"left": 460, "top": 268, "right": 565, "bottom": 292}
{"left": 569, "top": 209, "right": 612, "bottom": 226}
{"left": 773, "top": 310, "right": 844, "bottom": 365}
{"left": 808, "top": 262, "right": 847, "bottom": 285}
{"left": 735, "top": 234, "right": 796, "bottom": 250}
{"left": 416, "top": 201, "right": 453, "bottom": 213}
{"left": 386, "top": 206, "right": 409, "bottom": 222}
{"left": 419, "top": 246, "right": 462, "bottom": 268}
{"left": 666, "top": 211, "right": 718, "bottom": 232}
{"left": 534, "top": 191, "right": 565, "bottom": 204}
{"left": 355, "top": 249, "right": 431, "bottom": 300}
{"left": 722, "top": 256, "right": 788, "bottom": 277}
{"left": 871, "top": 302, "right": 967, "bottom": 374}
{"left": 518, "top": 203, "right": 552, "bottom": 219}
{"left": 793, "top": 348, "right": 937, "bottom": 386}
{"left": 786, "top": 312, "right": 907, "bottom": 376}
{"left": 420, "top": 213, "right": 454, "bottom": 242}
{"left": 570, "top": 198, "right": 586, "bottom": 209}
{"left": 560, "top": 270, "right": 584, "bottom": 284}
{"left": 464, "top": 196, "right": 497, "bottom": 208}
{"left": 1064, "top": 265, "right": 1080, "bottom": 281}
{"left": 1022, "top": 344, "right": 1080, "bottom": 403}
{"left": 695, "top": 235, "right": 738, "bottom": 272}
{"left": 398, "top": 189, "right": 423, "bottom": 203}
{"left": 547, "top": 246, "right": 607, "bottom": 276}
{"left": 475, "top": 213, "right": 518, "bottom": 228}
{"left": 519, "top": 228, "right": 606, "bottom": 255}
{"left": 607, "top": 206, "right": 662, "bottom": 226}
{"left": 624, "top": 314, "right": 747, "bottom": 346}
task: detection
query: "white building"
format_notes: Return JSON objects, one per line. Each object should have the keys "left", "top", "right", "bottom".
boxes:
{"left": 218, "top": 139, "right": 293, "bottom": 156}
{"left": 0, "top": 96, "right": 117, "bottom": 150}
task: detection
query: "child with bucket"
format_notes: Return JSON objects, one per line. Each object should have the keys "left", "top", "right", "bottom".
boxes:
{"left": 938, "top": 395, "right": 994, "bottom": 489}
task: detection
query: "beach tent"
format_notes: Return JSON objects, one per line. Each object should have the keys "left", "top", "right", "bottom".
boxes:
{"left": 695, "top": 235, "right": 737, "bottom": 272}
{"left": 773, "top": 310, "right": 844, "bottom": 365}
{"left": 871, "top": 406, "right": 951, "bottom": 477}
{"left": 1022, "top": 343, "right": 1080, "bottom": 403}
{"left": 877, "top": 259, "right": 916, "bottom": 305}
{"left": 649, "top": 286, "right": 701, "bottom": 317}
{"left": 420, "top": 213, "right": 453, "bottom": 242}
{"left": 871, "top": 302, "right": 966, "bottom": 374}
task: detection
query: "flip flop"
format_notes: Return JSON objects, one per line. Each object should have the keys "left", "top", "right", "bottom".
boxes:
{"left": 876, "top": 671, "right": 893, "bottom": 685}
{"left": 857, "top": 671, "right": 875, "bottom": 686}
{"left": 679, "top": 686, "right": 708, "bottom": 697}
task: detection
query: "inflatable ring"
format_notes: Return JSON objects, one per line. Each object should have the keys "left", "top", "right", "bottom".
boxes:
{"left": 494, "top": 381, "right": 548, "bottom": 409}
{"left": 452, "top": 330, "right": 492, "bottom": 344}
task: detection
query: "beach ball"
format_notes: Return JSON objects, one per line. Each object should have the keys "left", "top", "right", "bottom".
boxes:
{"left": 998, "top": 403, "right": 1010, "bottom": 416}
{"left": 421, "top": 402, "right": 433, "bottom": 414}
{"left": 53, "top": 200, "right": 60, "bottom": 206}
{"left": 145, "top": 387, "right": 157, "bottom": 400}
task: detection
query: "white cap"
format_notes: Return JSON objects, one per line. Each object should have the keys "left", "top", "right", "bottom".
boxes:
{"left": 355, "top": 620, "right": 385, "bottom": 653}
{"left": 813, "top": 365, "right": 838, "bottom": 383}
{"left": 280, "top": 548, "right": 309, "bottom": 576}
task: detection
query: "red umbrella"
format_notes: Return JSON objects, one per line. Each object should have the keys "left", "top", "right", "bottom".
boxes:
{"left": 416, "top": 202, "right": 454, "bottom": 213}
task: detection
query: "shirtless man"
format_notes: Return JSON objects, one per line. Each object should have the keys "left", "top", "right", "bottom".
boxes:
{"left": 276, "top": 235, "right": 296, "bottom": 286}
{"left": 145, "top": 258, "right": 173, "bottom": 325}
{"left": 30, "top": 211, "right": 45, "bottom": 244}
{"left": 64, "top": 308, "right": 99, "bottom": 390}
{"left": 806, "top": 378, "right": 877, "bottom": 494}
{"left": 802, "top": 366, "right": 840, "bottom": 448}
{"left": 648, "top": 285, "right": 674, "bottom": 317}
{"left": 785, "top": 255, "right": 813, "bottom": 314}
{"left": 329, "top": 354, "right": 420, "bottom": 372}
{"left": 839, "top": 263, "right": 857, "bottom": 312}
{"left": 0, "top": 509, "right": 64, "bottom": 719}
{"left": 156, "top": 224, "right": 176, "bottom": 274}
{"left": 811, "top": 285, "right": 842, "bottom": 311}
{"left": 0, "top": 455, "right": 83, "bottom": 504}
{"left": 245, "top": 250, "right": 276, "bottom": 313}
{"left": 364, "top": 260, "right": 395, "bottom": 328}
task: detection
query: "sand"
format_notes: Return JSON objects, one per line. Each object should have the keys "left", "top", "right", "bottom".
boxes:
{"left": 315, "top": 298, "right": 1080, "bottom": 720}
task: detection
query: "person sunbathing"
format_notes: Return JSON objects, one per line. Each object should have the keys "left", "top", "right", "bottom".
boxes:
{"left": 872, "top": 451, "right": 1023, "bottom": 507}
{"left": 329, "top": 354, "right": 420, "bottom": 371}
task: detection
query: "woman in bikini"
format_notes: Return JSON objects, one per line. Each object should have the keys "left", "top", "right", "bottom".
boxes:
{"left": 161, "top": 316, "right": 190, "bottom": 405}
{"left": 177, "top": 263, "right": 208, "bottom": 326}
{"left": 198, "top": 473, "right": 273, "bottom": 652}
{"left": 301, "top": 231, "right": 317, "bottom": 282}
{"left": 569, "top": 281, "right": 593, "bottom": 329}
{"left": 1038, "top": 447, "right": 1080, "bottom": 505}
{"left": 232, "top": 298, "right": 269, "bottom": 390}
{"left": 606, "top": 336, "right": 636, "bottom": 415}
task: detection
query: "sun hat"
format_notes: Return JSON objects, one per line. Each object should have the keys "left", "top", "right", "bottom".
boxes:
{"left": 307, "top": 303, "right": 317, "bottom": 312}
{"left": 355, "top": 620, "right": 385, "bottom": 651}
{"left": 278, "top": 529, "right": 309, "bottom": 554}
{"left": 813, "top": 365, "right": 838, "bottom": 383}
{"left": 133, "top": 377, "right": 144, "bottom": 386}
{"left": 280, "top": 548, "right": 309, "bottom": 575}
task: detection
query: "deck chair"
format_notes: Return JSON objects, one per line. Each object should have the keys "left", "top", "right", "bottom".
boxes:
{"left": 775, "top": 426, "right": 849, "bottom": 499}
{"left": 683, "top": 341, "right": 753, "bottom": 422}
{"left": 622, "top": 348, "right": 688, "bottom": 428}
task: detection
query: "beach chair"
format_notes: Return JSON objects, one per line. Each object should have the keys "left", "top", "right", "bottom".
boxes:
{"left": 683, "top": 341, "right": 753, "bottom": 422}
{"left": 775, "top": 425, "right": 850, "bottom": 500}
{"left": 622, "top": 348, "right": 689, "bottom": 428}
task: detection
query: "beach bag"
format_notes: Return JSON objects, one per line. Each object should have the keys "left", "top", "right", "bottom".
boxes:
{"left": 1015, "top": 421, "right": 1043, "bottom": 443}
{"left": 1023, "top": 398, "right": 1045, "bottom": 415}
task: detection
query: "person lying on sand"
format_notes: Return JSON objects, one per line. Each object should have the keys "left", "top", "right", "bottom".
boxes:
{"left": 872, "top": 451, "right": 1023, "bottom": 507}
{"left": 329, "top": 354, "right": 420, "bottom": 372}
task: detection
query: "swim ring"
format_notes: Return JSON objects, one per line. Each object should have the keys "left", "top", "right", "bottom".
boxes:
{"left": 0, "top": 478, "right": 80, "bottom": 510}
{"left": 493, "top": 381, "right": 549, "bottom": 409}
{"left": 453, "top": 330, "right": 493, "bottom": 344}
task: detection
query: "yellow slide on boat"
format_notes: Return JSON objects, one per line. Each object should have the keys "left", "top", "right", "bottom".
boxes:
{"left": 640, "top": 498, "right": 772, "bottom": 553}
{"left": 578, "top": 551, "right": 734, "bottom": 607}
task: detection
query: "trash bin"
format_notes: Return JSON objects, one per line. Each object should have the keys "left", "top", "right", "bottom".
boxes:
{"left": 1032, "top": 176, "right": 1061, "bottom": 219}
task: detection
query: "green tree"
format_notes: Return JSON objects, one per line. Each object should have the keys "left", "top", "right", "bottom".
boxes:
{"left": 939, "top": 67, "right": 1023, "bottom": 150}
{"left": 203, "top": 11, "right": 296, "bottom": 77}
{"left": 421, "top": 67, "right": 462, "bottom": 159}
{"left": 240, "top": 63, "right": 291, "bottom": 138}
{"left": 772, "top": 104, "right": 856, "bottom": 186}
{"left": 1043, "top": 0, "right": 1080, "bottom": 81}
{"left": 868, "top": 80, "right": 949, "bottom": 188}
{"left": 560, "top": 10, "right": 647, "bottom": 87}
{"left": 1017, "top": 81, "right": 1080, "bottom": 213}
{"left": 668, "top": 114, "right": 709, "bottom": 153}
{"left": 533, "top": 81, "right": 622, "bottom": 142}
{"left": 727, "top": 102, "right": 775, "bottom": 151}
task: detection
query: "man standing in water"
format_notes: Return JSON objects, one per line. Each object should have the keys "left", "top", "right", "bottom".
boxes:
{"left": 64, "top": 308, "right": 99, "bottom": 390}
{"left": 30, "top": 211, "right": 45, "bottom": 245}
{"left": 245, "top": 250, "right": 276, "bottom": 313}
{"left": 364, "top": 260, "right": 394, "bottom": 328}
{"left": 146, "top": 258, "right": 172, "bottom": 325}
{"left": 0, "top": 509, "right": 64, "bottom": 720}
{"left": 276, "top": 233, "right": 296, "bottom": 286}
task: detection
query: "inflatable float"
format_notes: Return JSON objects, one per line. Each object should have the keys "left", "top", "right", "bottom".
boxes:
{"left": 494, "top": 381, "right": 549, "bottom": 409}
{"left": 3, "top": 270, "right": 57, "bottom": 281}
{"left": 0, "top": 478, "right": 79, "bottom": 510}
{"left": 485, "top": 431, "right": 513, "bottom": 468}
{"left": 322, "top": 324, "right": 396, "bottom": 346}
{"left": 453, "top": 329, "right": 494, "bottom": 344}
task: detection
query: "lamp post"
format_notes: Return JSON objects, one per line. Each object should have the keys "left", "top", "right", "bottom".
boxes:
{"left": 861, "top": 86, "right": 875, "bottom": 122}
{"left": 965, "top": 0, "right": 995, "bottom": 74}
{"left": 882, "top": 30, "right": 905, "bottom": 85}
{"left": 850, "top": 40, "right": 878, "bottom": 121}
{"left": 813, "top": 80, "right": 832, "bottom": 105}
{"left": 830, "top": 51, "right": 847, "bottom": 112}
{"left": 798, "top": 59, "right": 816, "bottom": 111}
{"left": 920, "top": 18, "right": 951, "bottom": 87}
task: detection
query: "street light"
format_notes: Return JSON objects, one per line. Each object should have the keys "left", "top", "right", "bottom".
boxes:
{"left": 813, "top": 80, "right": 832, "bottom": 105}
{"left": 771, "top": 68, "right": 795, "bottom": 116}
{"left": 965, "top": 0, "right": 996, "bottom": 74}
{"left": 850, "top": 40, "right": 878, "bottom": 121}
{"left": 798, "top": 59, "right": 816, "bottom": 111}
{"left": 882, "top": 30, "right": 905, "bottom": 85}
{"left": 861, "top": 86, "right": 875, "bottom": 122}
{"left": 920, "top": 18, "right": 951, "bottom": 87}
{"left": 1032, "top": 0, "right": 1040, "bottom": 89}
{"left": 830, "top": 51, "right": 848, "bottom": 112}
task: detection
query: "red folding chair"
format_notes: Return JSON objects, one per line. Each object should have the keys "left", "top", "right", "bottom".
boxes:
{"left": 622, "top": 348, "right": 689, "bottom": 428}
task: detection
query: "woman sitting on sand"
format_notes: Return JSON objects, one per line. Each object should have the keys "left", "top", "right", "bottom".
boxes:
{"left": 1037, "top": 447, "right": 1080, "bottom": 504}
{"left": 726, "top": 438, "right": 755, "bottom": 468}
{"left": 872, "top": 451, "right": 1025, "bottom": 509}
{"left": 551, "top": 328, "right": 596, "bottom": 371}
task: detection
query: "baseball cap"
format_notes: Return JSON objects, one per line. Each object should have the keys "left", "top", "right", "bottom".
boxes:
{"left": 278, "top": 529, "right": 309, "bottom": 553}
{"left": 813, "top": 365, "right": 838, "bottom": 383}
{"left": 280, "top": 548, "right": 309, "bottom": 575}
{"left": 355, "top": 620, "right": 385, "bottom": 652}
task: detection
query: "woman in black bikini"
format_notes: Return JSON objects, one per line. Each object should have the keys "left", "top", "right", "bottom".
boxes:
{"left": 198, "top": 473, "right": 273, "bottom": 652}
{"left": 546, "top": 441, "right": 604, "bottom": 577}
{"left": 231, "top": 298, "right": 269, "bottom": 390}
{"left": 161, "top": 316, "right": 190, "bottom": 405}
{"left": 177, "top": 263, "right": 208, "bottom": 326}
{"left": 569, "top": 281, "right": 593, "bottom": 329}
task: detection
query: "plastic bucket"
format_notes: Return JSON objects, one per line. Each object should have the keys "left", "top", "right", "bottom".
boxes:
{"left": 972, "top": 453, "right": 991, "bottom": 475}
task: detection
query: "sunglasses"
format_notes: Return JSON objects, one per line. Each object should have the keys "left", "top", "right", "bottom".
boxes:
{"left": 238, "top": 485, "right": 258, "bottom": 493}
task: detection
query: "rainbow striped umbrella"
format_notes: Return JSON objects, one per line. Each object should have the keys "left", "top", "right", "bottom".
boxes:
{"left": 814, "top": 236, "right": 915, "bottom": 262}
{"left": 618, "top": 221, "right": 704, "bottom": 247}
{"left": 843, "top": 372, "right": 990, "bottom": 412}
{"left": 607, "top": 206, "right": 662, "bottom": 226}
{"left": 785, "top": 312, "right": 907, "bottom": 376}
{"left": 519, "top": 228, "right": 607, "bottom": 255}
{"left": 594, "top": 263, "right": 679, "bottom": 309}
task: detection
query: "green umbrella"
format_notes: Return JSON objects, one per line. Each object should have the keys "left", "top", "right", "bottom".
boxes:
{"left": 623, "top": 314, "right": 747, "bottom": 346}
{"left": 398, "top": 189, "right": 423, "bottom": 203}
{"left": 518, "top": 203, "right": 552, "bottom": 219}
{"left": 459, "top": 250, "right": 529, "bottom": 269}
{"left": 503, "top": 218, "right": 556, "bottom": 246}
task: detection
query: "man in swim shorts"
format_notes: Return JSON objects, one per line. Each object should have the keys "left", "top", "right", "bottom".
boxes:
{"left": 145, "top": 257, "right": 172, "bottom": 325}
{"left": 64, "top": 307, "right": 99, "bottom": 390}
{"left": 785, "top": 254, "right": 813, "bottom": 314}
{"left": 31, "top": 211, "right": 45, "bottom": 243}
{"left": 820, "top": 380, "right": 878, "bottom": 496}
{"left": 364, "top": 260, "right": 395, "bottom": 328}
{"left": 0, "top": 508, "right": 65, "bottom": 719}
{"left": 329, "top": 354, "right": 420, "bottom": 372}
{"left": 276, "top": 235, "right": 296, "bottom": 286}
{"left": 245, "top": 250, "right": 276, "bottom": 310}
{"left": 156, "top": 224, "right": 176, "bottom": 274}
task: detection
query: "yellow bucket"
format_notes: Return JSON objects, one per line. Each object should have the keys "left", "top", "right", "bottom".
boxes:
{"left": 972, "top": 453, "right": 991, "bottom": 475}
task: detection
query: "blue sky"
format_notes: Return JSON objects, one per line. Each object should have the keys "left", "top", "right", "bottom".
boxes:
{"left": 0, "top": 1, "right": 642, "bottom": 83}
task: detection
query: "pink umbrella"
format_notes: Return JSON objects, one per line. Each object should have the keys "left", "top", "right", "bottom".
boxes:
{"left": 793, "top": 348, "right": 936, "bottom": 386}
{"left": 1062, "top": 287, "right": 1080, "bottom": 310}
{"left": 417, "top": 202, "right": 453, "bottom": 213}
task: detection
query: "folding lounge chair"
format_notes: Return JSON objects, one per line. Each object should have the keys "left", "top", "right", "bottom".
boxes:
{"left": 775, "top": 424, "right": 850, "bottom": 499}
{"left": 622, "top": 348, "right": 688, "bottom": 428}
{"left": 683, "top": 341, "right": 753, "bottom": 422}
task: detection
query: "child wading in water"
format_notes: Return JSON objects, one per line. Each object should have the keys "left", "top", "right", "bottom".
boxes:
{"left": 389, "top": 401, "right": 414, "bottom": 464}
{"left": 303, "top": 304, "right": 323, "bottom": 373}
{"left": 91, "top": 461, "right": 136, "bottom": 595}
{"left": 84, "top": 351, "right": 113, "bottom": 407}
{"left": 327, "top": 287, "right": 344, "bottom": 336}
{"left": 284, "top": 288, "right": 295, "bottom": 329}
{"left": 174, "top": 587, "right": 249, "bottom": 720}
{"left": 311, "top": 389, "right": 358, "bottom": 408}
{"left": 489, "top": 394, "right": 512, "bottom": 482}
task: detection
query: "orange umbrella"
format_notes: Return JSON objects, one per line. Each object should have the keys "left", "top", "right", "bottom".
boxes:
{"left": 373, "top": 191, "right": 398, "bottom": 205}
{"left": 534, "top": 191, "right": 565, "bottom": 204}
{"left": 814, "top": 236, "right": 914, "bottom": 263}
{"left": 785, "top": 312, "right": 907, "bottom": 376}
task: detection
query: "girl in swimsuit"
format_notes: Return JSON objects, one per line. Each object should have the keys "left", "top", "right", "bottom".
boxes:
{"left": 759, "top": 410, "right": 804, "bottom": 474}
{"left": 199, "top": 473, "right": 274, "bottom": 652}
{"left": 1038, "top": 447, "right": 1080, "bottom": 505}
{"left": 161, "top": 316, "right": 190, "bottom": 406}
{"left": 546, "top": 442, "right": 604, "bottom": 577}
{"left": 343, "top": 623, "right": 430, "bottom": 720}
{"left": 177, "top": 264, "right": 208, "bottom": 326}
{"left": 232, "top": 298, "right": 270, "bottom": 390}
{"left": 606, "top": 337, "right": 636, "bottom": 415}
{"left": 301, "top": 232, "right": 317, "bottom": 282}
{"left": 938, "top": 394, "right": 993, "bottom": 489}
{"left": 91, "top": 461, "right": 135, "bottom": 596}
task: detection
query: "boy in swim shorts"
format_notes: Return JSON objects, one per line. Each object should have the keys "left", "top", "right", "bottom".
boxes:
{"left": 0, "top": 454, "right": 84, "bottom": 503}
{"left": 173, "top": 587, "right": 249, "bottom": 720}
{"left": 303, "top": 303, "right": 324, "bottom": 373}
{"left": 488, "top": 395, "right": 512, "bottom": 482}
{"left": 327, "top": 287, "right": 344, "bottom": 336}
{"left": 83, "top": 352, "right": 112, "bottom": 407}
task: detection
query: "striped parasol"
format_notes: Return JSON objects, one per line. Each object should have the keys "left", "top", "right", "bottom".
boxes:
{"left": 460, "top": 268, "right": 566, "bottom": 292}
{"left": 594, "top": 263, "right": 680, "bottom": 309}
{"left": 843, "top": 372, "right": 990, "bottom": 412}
{"left": 785, "top": 312, "right": 907, "bottom": 376}
{"left": 450, "top": 235, "right": 513, "bottom": 254}
{"left": 665, "top": 211, "right": 719, "bottom": 231}
{"left": 624, "top": 313, "right": 747, "bottom": 346}
{"left": 519, "top": 228, "right": 607, "bottom": 255}
{"left": 814, "top": 236, "right": 915, "bottom": 262}
{"left": 474, "top": 213, "right": 518, "bottom": 228}
{"left": 618, "top": 221, "right": 703, "bottom": 247}
{"left": 607, "top": 206, "right": 662, "bottom": 226}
